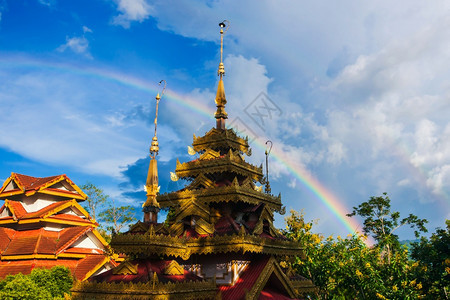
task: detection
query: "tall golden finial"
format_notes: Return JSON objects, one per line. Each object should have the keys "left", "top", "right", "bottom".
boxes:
{"left": 143, "top": 80, "right": 166, "bottom": 223}
{"left": 264, "top": 140, "right": 273, "bottom": 193}
{"left": 215, "top": 20, "right": 230, "bottom": 130}
{"left": 149, "top": 80, "right": 166, "bottom": 159}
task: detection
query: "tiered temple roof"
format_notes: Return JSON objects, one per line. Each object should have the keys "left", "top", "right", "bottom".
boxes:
{"left": 0, "top": 173, "right": 117, "bottom": 281}
{"left": 72, "top": 21, "right": 315, "bottom": 299}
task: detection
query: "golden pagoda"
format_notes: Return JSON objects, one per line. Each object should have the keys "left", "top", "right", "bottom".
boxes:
{"left": 72, "top": 21, "right": 315, "bottom": 299}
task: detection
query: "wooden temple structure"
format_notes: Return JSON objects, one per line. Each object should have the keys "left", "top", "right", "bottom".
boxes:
{"left": 72, "top": 21, "right": 315, "bottom": 299}
{"left": 0, "top": 172, "right": 117, "bottom": 280}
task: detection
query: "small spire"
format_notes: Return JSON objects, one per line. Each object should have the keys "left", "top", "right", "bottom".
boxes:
{"left": 215, "top": 20, "right": 230, "bottom": 130}
{"left": 265, "top": 140, "right": 273, "bottom": 194}
{"left": 143, "top": 80, "right": 166, "bottom": 223}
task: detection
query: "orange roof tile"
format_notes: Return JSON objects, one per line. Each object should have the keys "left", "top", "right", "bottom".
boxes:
{"left": 22, "top": 200, "right": 73, "bottom": 219}
{"left": 56, "top": 226, "right": 91, "bottom": 253}
{"left": 0, "top": 200, "right": 92, "bottom": 225}
{"left": 1, "top": 173, "right": 86, "bottom": 200}
{"left": 0, "top": 227, "right": 16, "bottom": 253}
{"left": 49, "top": 214, "right": 92, "bottom": 224}
{"left": 6, "top": 200, "right": 27, "bottom": 219}
{"left": 0, "top": 226, "right": 96, "bottom": 256}
{"left": 14, "top": 173, "right": 60, "bottom": 191}
{"left": 74, "top": 255, "right": 107, "bottom": 280}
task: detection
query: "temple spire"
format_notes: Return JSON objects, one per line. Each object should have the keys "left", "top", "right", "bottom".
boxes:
{"left": 215, "top": 20, "right": 229, "bottom": 130}
{"left": 143, "top": 80, "right": 166, "bottom": 223}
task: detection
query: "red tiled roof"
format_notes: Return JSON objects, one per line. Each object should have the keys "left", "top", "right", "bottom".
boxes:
{"left": 14, "top": 173, "right": 60, "bottom": 191}
{"left": 1, "top": 173, "right": 84, "bottom": 200}
{"left": 0, "top": 227, "right": 15, "bottom": 253}
{"left": 219, "top": 257, "right": 270, "bottom": 300}
{"left": 56, "top": 226, "right": 91, "bottom": 253}
{"left": 0, "top": 256, "right": 109, "bottom": 280}
{"left": 21, "top": 200, "right": 73, "bottom": 219}
{"left": 74, "top": 255, "right": 106, "bottom": 280}
{"left": 259, "top": 288, "right": 297, "bottom": 300}
{"left": 0, "top": 200, "right": 92, "bottom": 225}
{"left": 50, "top": 214, "right": 92, "bottom": 224}
{"left": 6, "top": 200, "right": 27, "bottom": 219}
{"left": 0, "top": 226, "right": 94, "bottom": 256}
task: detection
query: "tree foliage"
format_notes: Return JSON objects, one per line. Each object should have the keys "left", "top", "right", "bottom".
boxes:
{"left": 80, "top": 182, "right": 137, "bottom": 235}
{"left": 80, "top": 182, "right": 108, "bottom": 221}
{"left": 346, "top": 192, "right": 428, "bottom": 263}
{"left": 0, "top": 266, "right": 73, "bottom": 300}
{"left": 284, "top": 210, "right": 426, "bottom": 299}
{"left": 411, "top": 220, "right": 450, "bottom": 299}
{"left": 98, "top": 198, "right": 136, "bottom": 234}
{"left": 284, "top": 193, "right": 449, "bottom": 299}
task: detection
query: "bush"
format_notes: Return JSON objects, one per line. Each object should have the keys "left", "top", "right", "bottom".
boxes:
{"left": 0, "top": 266, "right": 74, "bottom": 300}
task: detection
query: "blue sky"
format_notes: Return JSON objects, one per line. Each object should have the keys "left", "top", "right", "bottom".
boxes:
{"left": 0, "top": 0, "right": 449, "bottom": 238}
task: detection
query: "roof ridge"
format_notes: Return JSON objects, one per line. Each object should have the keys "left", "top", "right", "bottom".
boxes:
{"left": 56, "top": 226, "right": 92, "bottom": 254}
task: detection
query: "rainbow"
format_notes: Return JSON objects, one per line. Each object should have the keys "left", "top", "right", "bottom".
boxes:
{"left": 1, "top": 56, "right": 362, "bottom": 235}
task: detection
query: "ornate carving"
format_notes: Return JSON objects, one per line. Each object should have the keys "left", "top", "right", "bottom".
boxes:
{"left": 111, "top": 232, "right": 304, "bottom": 259}
{"left": 71, "top": 279, "right": 217, "bottom": 300}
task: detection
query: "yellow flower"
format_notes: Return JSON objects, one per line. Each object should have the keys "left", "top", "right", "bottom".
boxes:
{"left": 365, "top": 262, "right": 371, "bottom": 268}
{"left": 376, "top": 293, "right": 386, "bottom": 299}
{"left": 446, "top": 267, "right": 450, "bottom": 274}
{"left": 417, "top": 283, "right": 422, "bottom": 290}
{"left": 410, "top": 279, "right": 416, "bottom": 287}
{"left": 401, "top": 281, "right": 407, "bottom": 288}
{"left": 412, "top": 261, "right": 419, "bottom": 268}
{"left": 356, "top": 269, "right": 363, "bottom": 278}
{"left": 392, "top": 285, "right": 398, "bottom": 292}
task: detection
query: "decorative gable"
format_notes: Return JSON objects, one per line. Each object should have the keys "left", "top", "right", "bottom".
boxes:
{"left": 163, "top": 260, "right": 184, "bottom": 275}
{"left": 112, "top": 261, "right": 139, "bottom": 275}
{"left": 0, "top": 173, "right": 87, "bottom": 200}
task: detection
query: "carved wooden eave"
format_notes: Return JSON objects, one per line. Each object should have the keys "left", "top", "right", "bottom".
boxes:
{"left": 158, "top": 185, "right": 282, "bottom": 211}
{"left": 193, "top": 128, "right": 250, "bottom": 155}
{"left": 110, "top": 232, "right": 304, "bottom": 260}
{"left": 71, "top": 278, "right": 217, "bottom": 300}
{"left": 175, "top": 154, "right": 263, "bottom": 181}
{"left": 291, "top": 278, "right": 318, "bottom": 296}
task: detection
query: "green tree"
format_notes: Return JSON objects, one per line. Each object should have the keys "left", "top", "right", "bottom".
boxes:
{"left": 346, "top": 192, "right": 428, "bottom": 263}
{"left": 411, "top": 220, "right": 450, "bottom": 299}
{"left": 29, "top": 266, "right": 73, "bottom": 299}
{"left": 0, "top": 274, "right": 51, "bottom": 300}
{"left": 0, "top": 266, "right": 73, "bottom": 300}
{"left": 285, "top": 209, "right": 427, "bottom": 299}
{"left": 98, "top": 198, "right": 136, "bottom": 233}
{"left": 80, "top": 182, "right": 108, "bottom": 221}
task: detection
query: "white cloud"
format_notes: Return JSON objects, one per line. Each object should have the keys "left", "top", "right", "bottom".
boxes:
{"left": 83, "top": 26, "right": 93, "bottom": 33}
{"left": 57, "top": 36, "right": 91, "bottom": 58}
{"left": 112, "top": 0, "right": 152, "bottom": 28}
{"left": 0, "top": 63, "right": 154, "bottom": 178}
{"left": 38, "top": 0, "right": 56, "bottom": 6}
